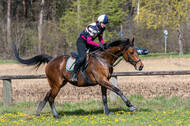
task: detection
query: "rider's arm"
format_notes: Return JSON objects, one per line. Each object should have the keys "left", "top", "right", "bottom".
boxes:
{"left": 98, "top": 35, "right": 105, "bottom": 44}
{"left": 87, "top": 36, "right": 100, "bottom": 47}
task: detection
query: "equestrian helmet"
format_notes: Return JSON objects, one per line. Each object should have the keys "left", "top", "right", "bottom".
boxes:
{"left": 97, "top": 14, "right": 109, "bottom": 24}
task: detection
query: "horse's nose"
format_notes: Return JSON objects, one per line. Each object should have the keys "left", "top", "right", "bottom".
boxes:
{"left": 139, "top": 65, "right": 143, "bottom": 71}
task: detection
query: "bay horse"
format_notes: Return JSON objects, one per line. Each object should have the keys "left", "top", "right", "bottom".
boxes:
{"left": 13, "top": 38, "right": 144, "bottom": 118}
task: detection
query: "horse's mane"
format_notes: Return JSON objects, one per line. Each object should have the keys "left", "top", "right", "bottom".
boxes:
{"left": 90, "top": 38, "right": 133, "bottom": 52}
{"left": 107, "top": 38, "right": 131, "bottom": 48}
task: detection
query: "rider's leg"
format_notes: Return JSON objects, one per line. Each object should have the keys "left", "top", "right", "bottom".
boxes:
{"left": 70, "top": 56, "right": 86, "bottom": 82}
{"left": 70, "top": 37, "right": 87, "bottom": 82}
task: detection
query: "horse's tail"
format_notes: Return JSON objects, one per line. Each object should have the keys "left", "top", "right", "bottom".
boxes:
{"left": 13, "top": 44, "right": 53, "bottom": 69}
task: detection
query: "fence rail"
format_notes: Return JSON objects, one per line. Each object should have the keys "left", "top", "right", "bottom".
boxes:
{"left": 1, "top": 70, "right": 190, "bottom": 107}
{"left": 112, "top": 70, "right": 190, "bottom": 76}
{"left": 0, "top": 75, "right": 46, "bottom": 80}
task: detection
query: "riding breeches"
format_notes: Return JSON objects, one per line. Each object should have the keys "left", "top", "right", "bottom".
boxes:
{"left": 73, "top": 37, "right": 87, "bottom": 73}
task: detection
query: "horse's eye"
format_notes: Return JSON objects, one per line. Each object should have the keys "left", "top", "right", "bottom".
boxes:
{"left": 130, "top": 51, "right": 134, "bottom": 55}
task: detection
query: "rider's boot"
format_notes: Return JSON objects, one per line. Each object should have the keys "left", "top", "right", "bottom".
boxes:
{"left": 70, "top": 61, "right": 81, "bottom": 82}
{"left": 70, "top": 56, "right": 85, "bottom": 82}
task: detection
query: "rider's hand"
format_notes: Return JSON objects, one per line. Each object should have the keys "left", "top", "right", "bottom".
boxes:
{"left": 103, "top": 43, "right": 107, "bottom": 46}
{"left": 103, "top": 43, "right": 108, "bottom": 49}
{"left": 99, "top": 44, "right": 104, "bottom": 50}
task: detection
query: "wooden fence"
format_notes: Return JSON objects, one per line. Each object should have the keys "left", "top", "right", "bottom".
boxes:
{"left": 1, "top": 70, "right": 190, "bottom": 107}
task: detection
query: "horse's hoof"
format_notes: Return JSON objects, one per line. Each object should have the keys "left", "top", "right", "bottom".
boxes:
{"left": 108, "top": 112, "right": 115, "bottom": 115}
{"left": 36, "top": 114, "right": 40, "bottom": 118}
{"left": 54, "top": 115, "right": 61, "bottom": 119}
{"left": 105, "top": 112, "right": 114, "bottom": 115}
{"left": 129, "top": 106, "right": 138, "bottom": 112}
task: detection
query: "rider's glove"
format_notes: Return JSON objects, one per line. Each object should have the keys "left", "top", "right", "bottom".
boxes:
{"left": 103, "top": 43, "right": 108, "bottom": 49}
{"left": 99, "top": 44, "right": 104, "bottom": 50}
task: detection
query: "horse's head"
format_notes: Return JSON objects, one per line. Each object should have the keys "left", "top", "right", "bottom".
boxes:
{"left": 95, "top": 38, "right": 143, "bottom": 71}
{"left": 122, "top": 38, "right": 144, "bottom": 71}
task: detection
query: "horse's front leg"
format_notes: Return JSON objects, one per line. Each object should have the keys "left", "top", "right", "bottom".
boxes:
{"left": 99, "top": 79, "right": 137, "bottom": 112}
{"left": 113, "top": 86, "right": 137, "bottom": 112}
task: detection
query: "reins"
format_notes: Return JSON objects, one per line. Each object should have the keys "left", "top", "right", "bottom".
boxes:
{"left": 103, "top": 47, "right": 125, "bottom": 67}
{"left": 88, "top": 42, "right": 141, "bottom": 68}
{"left": 103, "top": 49, "right": 121, "bottom": 58}
{"left": 89, "top": 43, "right": 126, "bottom": 68}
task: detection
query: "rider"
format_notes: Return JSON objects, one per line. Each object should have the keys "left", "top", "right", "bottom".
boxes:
{"left": 70, "top": 14, "right": 109, "bottom": 82}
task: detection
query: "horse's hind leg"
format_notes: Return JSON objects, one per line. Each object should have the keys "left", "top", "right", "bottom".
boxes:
{"left": 48, "top": 86, "right": 60, "bottom": 118}
{"left": 101, "top": 86, "right": 114, "bottom": 115}
{"left": 36, "top": 80, "right": 67, "bottom": 118}
{"left": 36, "top": 90, "right": 51, "bottom": 116}
{"left": 48, "top": 80, "right": 67, "bottom": 118}
{"left": 101, "top": 86, "right": 109, "bottom": 114}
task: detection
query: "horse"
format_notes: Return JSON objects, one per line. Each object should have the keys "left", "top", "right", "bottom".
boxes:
{"left": 13, "top": 38, "right": 144, "bottom": 118}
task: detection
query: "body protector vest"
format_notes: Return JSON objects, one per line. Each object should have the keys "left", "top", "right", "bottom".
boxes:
{"left": 80, "top": 22, "right": 105, "bottom": 41}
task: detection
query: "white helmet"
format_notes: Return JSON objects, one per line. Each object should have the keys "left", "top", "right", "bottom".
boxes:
{"left": 97, "top": 14, "right": 109, "bottom": 24}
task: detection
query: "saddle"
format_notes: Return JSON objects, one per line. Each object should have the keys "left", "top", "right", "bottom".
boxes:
{"left": 66, "top": 52, "right": 89, "bottom": 71}
{"left": 66, "top": 52, "right": 95, "bottom": 85}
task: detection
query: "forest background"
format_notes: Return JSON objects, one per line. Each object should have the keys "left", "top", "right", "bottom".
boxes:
{"left": 0, "top": 0, "right": 190, "bottom": 59}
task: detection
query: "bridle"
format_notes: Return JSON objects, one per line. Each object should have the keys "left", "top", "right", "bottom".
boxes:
{"left": 90, "top": 43, "right": 141, "bottom": 68}
{"left": 125, "top": 48, "right": 141, "bottom": 67}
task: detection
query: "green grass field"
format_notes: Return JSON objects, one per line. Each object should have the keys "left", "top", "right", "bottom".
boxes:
{"left": 139, "top": 52, "right": 190, "bottom": 59}
{"left": 0, "top": 60, "right": 16, "bottom": 64}
{"left": 0, "top": 95, "right": 189, "bottom": 126}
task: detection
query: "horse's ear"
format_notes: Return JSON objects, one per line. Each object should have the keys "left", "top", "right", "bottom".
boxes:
{"left": 131, "top": 38, "right": 135, "bottom": 44}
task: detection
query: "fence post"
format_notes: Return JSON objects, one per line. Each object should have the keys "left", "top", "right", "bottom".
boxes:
{"left": 3, "top": 79, "right": 12, "bottom": 107}
{"left": 110, "top": 76, "right": 118, "bottom": 102}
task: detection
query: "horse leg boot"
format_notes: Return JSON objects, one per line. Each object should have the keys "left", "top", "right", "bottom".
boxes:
{"left": 36, "top": 90, "right": 51, "bottom": 117}
{"left": 113, "top": 87, "right": 137, "bottom": 112}
{"left": 101, "top": 86, "right": 114, "bottom": 115}
{"left": 49, "top": 98, "right": 59, "bottom": 118}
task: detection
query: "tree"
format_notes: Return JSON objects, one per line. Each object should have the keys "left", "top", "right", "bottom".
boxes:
{"left": 22, "top": 0, "right": 27, "bottom": 18}
{"left": 38, "top": 0, "right": 44, "bottom": 54}
{"left": 59, "top": 0, "right": 128, "bottom": 47}
{"left": 134, "top": 0, "right": 190, "bottom": 55}
{"left": 101, "top": 0, "right": 128, "bottom": 40}
{"left": 7, "top": 0, "right": 12, "bottom": 57}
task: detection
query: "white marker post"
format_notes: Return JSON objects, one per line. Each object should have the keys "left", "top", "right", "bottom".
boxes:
{"left": 164, "top": 30, "right": 168, "bottom": 54}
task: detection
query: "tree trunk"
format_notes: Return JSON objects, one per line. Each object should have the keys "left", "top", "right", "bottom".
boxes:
{"left": 2, "top": 0, "right": 6, "bottom": 27}
{"left": 6, "top": 0, "right": 12, "bottom": 58}
{"left": 22, "top": 0, "right": 27, "bottom": 18}
{"left": 177, "top": 24, "right": 183, "bottom": 56}
{"left": 2, "top": 0, "right": 6, "bottom": 58}
{"left": 38, "top": 0, "right": 44, "bottom": 54}
{"left": 137, "top": 0, "right": 140, "bottom": 24}
{"left": 77, "top": 0, "right": 80, "bottom": 34}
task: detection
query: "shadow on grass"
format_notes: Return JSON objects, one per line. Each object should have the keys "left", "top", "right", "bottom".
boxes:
{"left": 38, "top": 107, "right": 152, "bottom": 117}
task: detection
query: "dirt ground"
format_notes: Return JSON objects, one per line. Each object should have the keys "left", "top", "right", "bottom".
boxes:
{"left": 0, "top": 58, "right": 190, "bottom": 103}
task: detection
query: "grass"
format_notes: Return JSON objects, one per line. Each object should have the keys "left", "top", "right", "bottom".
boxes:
{"left": 139, "top": 52, "right": 190, "bottom": 59}
{"left": 0, "top": 60, "right": 16, "bottom": 64}
{"left": 0, "top": 95, "right": 189, "bottom": 126}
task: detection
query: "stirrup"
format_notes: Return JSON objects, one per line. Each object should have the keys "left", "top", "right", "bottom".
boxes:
{"left": 70, "top": 74, "right": 77, "bottom": 82}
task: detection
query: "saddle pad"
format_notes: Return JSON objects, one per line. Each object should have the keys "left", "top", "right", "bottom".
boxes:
{"left": 66, "top": 57, "right": 89, "bottom": 71}
{"left": 66, "top": 57, "right": 76, "bottom": 71}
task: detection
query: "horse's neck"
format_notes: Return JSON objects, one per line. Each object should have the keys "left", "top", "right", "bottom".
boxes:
{"left": 95, "top": 47, "right": 122, "bottom": 66}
